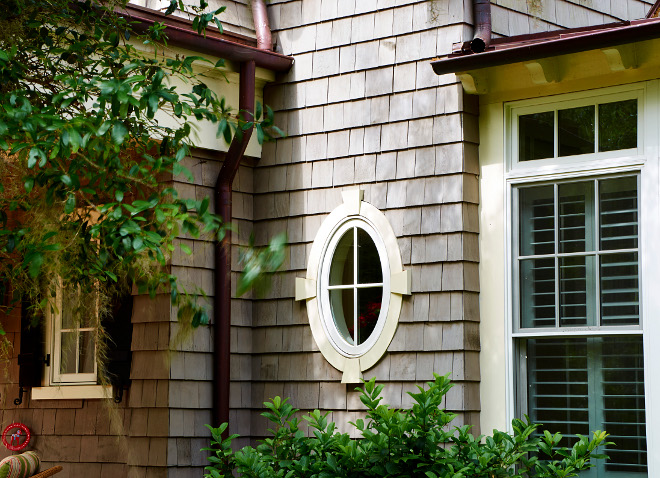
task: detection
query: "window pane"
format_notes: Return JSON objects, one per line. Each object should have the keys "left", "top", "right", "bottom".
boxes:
{"left": 357, "top": 229, "right": 382, "bottom": 284}
{"left": 602, "top": 337, "right": 647, "bottom": 473}
{"left": 600, "top": 176, "right": 638, "bottom": 251}
{"left": 330, "top": 289, "right": 354, "bottom": 344}
{"left": 520, "top": 258, "right": 555, "bottom": 328}
{"left": 560, "top": 255, "right": 595, "bottom": 327}
{"left": 79, "top": 331, "right": 95, "bottom": 374}
{"left": 329, "top": 229, "right": 354, "bottom": 286}
{"left": 60, "top": 331, "right": 77, "bottom": 374}
{"left": 357, "top": 287, "right": 382, "bottom": 345}
{"left": 61, "top": 290, "right": 76, "bottom": 329}
{"left": 559, "top": 106, "right": 595, "bottom": 157}
{"left": 559, "top": 181, "right": 594, "bottom": 253}
{"left": 600, "top": 252, "right": 639, "bottom": 326}
{"left": 519, "top": 112, "right": 554, "bottom": 161}
{"left": 527, "top": 338, "right": 590, "bottom": 446}
{"left": 526, "top": 336, "right": 647, "bottom": 476}
{"left": 520, "top": 186, "right": 555, "bottom": 256}
{"left": 599, "top": 99, "right": 637, "bottom": 152}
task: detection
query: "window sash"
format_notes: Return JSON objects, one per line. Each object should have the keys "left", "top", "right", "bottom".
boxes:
{"left": 51, "top": 285, "right": 98, "bottom": 385}
{"left": 514, "top": 175, "right": 641, "bottom": 333}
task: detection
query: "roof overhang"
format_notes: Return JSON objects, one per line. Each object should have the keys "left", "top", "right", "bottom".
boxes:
{"left": 121, "top": 4, "right": 293, "bottom": 73}
{"left": 431, "top": 18, "right": 660, "bottom": 98}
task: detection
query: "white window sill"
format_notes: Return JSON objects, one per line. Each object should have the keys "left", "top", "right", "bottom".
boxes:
{"left": 31, "top": 385, "right": 112, "bottom": 400}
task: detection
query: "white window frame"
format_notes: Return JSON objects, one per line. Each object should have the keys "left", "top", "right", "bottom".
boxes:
{"left": 31, "top": 282, "right": 111, "bottom": 400}
{"left": 318, "top": 217, "right": 392, "bottom": 357}
{"left": 50, "top": 284, "right": 98, "bottom": 385}
{"left": 295, "top": 188, "right": 411, "bottom": 383}
{"left": 503, "top": 82, "right": 660, "bottom": 477}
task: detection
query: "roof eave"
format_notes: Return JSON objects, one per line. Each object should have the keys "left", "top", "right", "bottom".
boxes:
{"left": 431, "top": 19, "right": 660, "bottom": 77}
{"left": 121, "top": 4, "right": 293, "bottom": 73}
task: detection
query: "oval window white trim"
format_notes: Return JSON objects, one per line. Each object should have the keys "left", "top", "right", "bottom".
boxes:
{"left": 295, "top": 188, "right": 411, "bottom": 383}
{"left": 318, "top": 218, "right": 391, "bottom": 357}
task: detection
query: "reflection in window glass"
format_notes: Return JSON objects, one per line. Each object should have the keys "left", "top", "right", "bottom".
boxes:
{"left": 358, "top": 229, "right": 382, "bottom": 284}
{"left": 330, "top": 289, "right": 354, "bottom": 344}
{"left": 559, "top": 181, "right": 594, "bottom": 254}
{"left": 520, "top": 258, "right": 556, "bottom": 328}
{"left": 599, "top": 99, "right": 637, "bottom": 152}
{"left": 519, "top": 186, "right": 555, "bottom": 257}
{"left": 329, "top": 230, "right": 354, "bottom": 286}
{"left": 559, "top": 106, "right": 595, "bottom": 156}
{"left": 600, "top": 176, "right": 638, "bottom": 251}
{"left": 519, "top": 112, "right": 554, "bottom": 161}
{"left": 358, "top": 288, "right": 382, "bottom": 345}
{"left": 60, "top": 331, "right": 77, "bottom": 374}
{"left": 600, "top": 252, "right": 639, "bottom": 326}
{"left": 559, "top": 255, "right": 594, "bottom": 327}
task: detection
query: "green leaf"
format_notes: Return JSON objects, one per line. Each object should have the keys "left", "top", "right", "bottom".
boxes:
{"left": 180, "top": 243, "right": 192, "bottom": 255}
{"left": 26, "top": 252, "right": 43, "bottom": 278}
{"left": 111, "top": 121, "right": 128, "bottom": 145}
{"left": 255, "top": 101, "right": 262, "bottom": 121}
{"left": 24, "top": 177, "right": 34, "bottom": 193}
{"left": 115, "top": 190, "right": 124, "bottom": 202}
{"left": 61, "top": 174, "right": 72, "bottom": 187}
{"left": 64, "top": 193, "right": 76, "bottom": 214}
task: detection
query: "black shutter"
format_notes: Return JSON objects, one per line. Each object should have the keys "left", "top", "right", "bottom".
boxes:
{"left": 17, "top": 300, "right": 46, "bottom": 390}
{"left": 104, "top": 293, "right": 133, "bottom": 400}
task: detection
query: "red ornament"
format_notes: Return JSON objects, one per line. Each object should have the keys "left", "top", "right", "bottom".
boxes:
{"left": 2, "top": 423, "right": 30, "bottom": 451}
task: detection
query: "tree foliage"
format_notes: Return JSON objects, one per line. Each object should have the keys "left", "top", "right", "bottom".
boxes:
{"left": 0, "top": 0, "right": 284, "bottom": 334}
{"left": 204, "top": 375, "right": 611, "bottom": 478}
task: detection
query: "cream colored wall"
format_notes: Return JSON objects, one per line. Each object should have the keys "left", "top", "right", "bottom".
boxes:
{"left": 477, "top": 101, "right": 508, "bottom": 434}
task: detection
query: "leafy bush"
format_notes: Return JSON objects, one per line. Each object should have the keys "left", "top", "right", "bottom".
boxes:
{"left": 204, "top": 374, "right": 610, "bottom": 478}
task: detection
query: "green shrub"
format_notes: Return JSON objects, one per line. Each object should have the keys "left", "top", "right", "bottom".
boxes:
{"left": 203, "top": 374, "right": 609, "bottom": 478}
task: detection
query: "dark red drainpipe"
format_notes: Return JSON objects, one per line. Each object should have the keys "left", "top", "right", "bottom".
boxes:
{"left": 470, "top": 0, "right": 492, "bottom": 53}
{"left": 213, "top": 0, "right": 275, "bottom": 431}
{"left": 213, "top": 59, "right": 256, "bottom": 430}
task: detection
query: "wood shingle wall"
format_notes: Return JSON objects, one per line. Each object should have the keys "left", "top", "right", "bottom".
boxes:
{"left": 238, "top": 0, "right": 482, "bottom": 442}
{"left": 128, "top": 0, "right": 258, "bottom": 40}
{"left": 491, "top": 0, "right": 654, "bottom": 37}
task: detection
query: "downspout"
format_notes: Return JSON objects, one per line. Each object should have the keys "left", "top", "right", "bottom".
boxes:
{"left": 251, "top": 0, "right": 273, "bottom": 50}
{"left": 469, "top": 0, "right": 492, "bottom": 53}
{"left": 213, "top": 0, "right": 274, "bottom": 431}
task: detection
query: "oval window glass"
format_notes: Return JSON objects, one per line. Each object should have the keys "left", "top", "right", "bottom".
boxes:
{"left": 321, "top": 220, "right": 389, "bottom": 356}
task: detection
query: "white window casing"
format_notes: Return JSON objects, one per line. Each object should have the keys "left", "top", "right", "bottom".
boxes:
{"left": 497, "top": 81, "right": 660, "bottom": 477}
{"left": 296, "top": 188, "right": 411, "bottom": 384}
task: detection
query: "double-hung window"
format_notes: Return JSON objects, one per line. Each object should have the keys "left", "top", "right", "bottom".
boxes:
{"left": 509, "top": 87, "right": 650, "bottom": 477}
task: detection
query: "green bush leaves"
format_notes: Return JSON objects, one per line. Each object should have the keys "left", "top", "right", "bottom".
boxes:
{"left": 204, "top": 375, "right": 611, "bottom": 478}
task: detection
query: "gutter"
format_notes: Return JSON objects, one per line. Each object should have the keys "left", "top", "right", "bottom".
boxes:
{"left": 213, "top": 0, "right": 278, "bottom": 431}
{"left": 431, "top": 18, "right": 660, "bottom": 76}
{"left": 124, "top": 5, "right": 292, "bottom": 71}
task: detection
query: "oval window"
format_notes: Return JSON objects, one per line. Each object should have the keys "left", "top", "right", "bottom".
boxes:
{"left": 319, "top": 219, "right": 391, "bottom": 357}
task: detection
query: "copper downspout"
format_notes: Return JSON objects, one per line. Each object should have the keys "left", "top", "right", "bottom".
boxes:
{"left": 251, "top": 0, "right": 273, "bottom": 50}
{"left": 470, "top": 0, "right": 492, "bottom": 53}
{"left": 213, "top": 60, "right": 256, "bottom": 430}
{"left": 213, "top": 0, "right": 276, "bottom": 432}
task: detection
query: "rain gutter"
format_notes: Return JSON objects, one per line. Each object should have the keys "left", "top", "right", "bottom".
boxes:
{"left": 431, "top": 18, "right": 660, "bottom": 76}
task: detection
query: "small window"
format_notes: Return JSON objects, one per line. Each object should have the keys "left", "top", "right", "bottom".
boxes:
{"left": 297, "top": 189, "right": 410, "bottom": 383}
{"left": 518, "top": 98, "right": 638, "bottom": 162}
{"left": 320, "top": 219, "right": 390, "bottom": 357}
{"left": 51, "top": 286, "right": 98, "bottom": 384}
